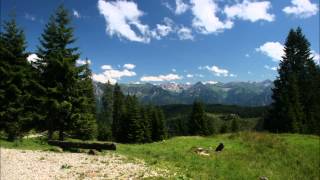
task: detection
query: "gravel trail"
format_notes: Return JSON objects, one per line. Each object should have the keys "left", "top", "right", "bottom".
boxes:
{"left": 0, "top": 148, "right": 166, "bottom": 180}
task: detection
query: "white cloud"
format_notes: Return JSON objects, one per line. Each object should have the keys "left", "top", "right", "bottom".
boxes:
{"left": 73, "top": 9, "right": 81, "bottom": 18}
{"left": 186, "top": 74, "right": 194, "bottom": 78}
{"left": 152, "top": 17, "right": 174, "bottom": 39}
{"left": 97, "top": 0, "right": 151, "bottom": 43}
{"left": 172, "top": 68, "right": 177, "bottom": 72}
{"left": 203, "top": 65, "right": 230, "bottom": 77}
{"left": 264, "top": 65, "right": 277, "bottom": 71}
{"left": 191, "top": 0, "right": 233, "bottom": 34}
{"left": 224, "top": 0, "right": 275, "bottom": 22}
{"left": 101, "top": 65, "right": 112, "bottom": 70}
{"left": 177, "top": 26, "right": 194, "bottom": 40}
{"left": 123, "top": 63, "right": 136, "bottom": 69}
{"left": 76, "top": 59, "right": 91, "bottom": 65}
{"left": 93, "top": 64, "right": 136, "bottom": 84}
{"left": 245, "top": 53, "right": 250, "bottom": 58}
{"left": 140, "top": 73, "right": 182, "bottom": 82}
{"left": 311, "top": 50, "right": 320, "bottom": 64}
{"left": 175, "top": 0, "right": 189, "bottom": 15}
{"left": 283, "top": 0, "right": 318, "bottom": 18}
{"left": 256, "top": 41, "right": 284, "bottom": 61}
{"left": 25, "top": 13, "right": 36, "bottom": 21}
{"left": 27, "top": 53, "right": 40, "bottom": 63}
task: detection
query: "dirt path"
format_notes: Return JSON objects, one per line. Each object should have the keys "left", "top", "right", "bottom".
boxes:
{"left": 0, "top": 148, "right": 167, "bottom": 180}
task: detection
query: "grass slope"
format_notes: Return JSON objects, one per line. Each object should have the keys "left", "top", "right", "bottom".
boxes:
{"left": 1, "top": 132, "right": 319, "bottom": 179}
{"left": 118, "top": 132, "right": 319, "bottom": 179}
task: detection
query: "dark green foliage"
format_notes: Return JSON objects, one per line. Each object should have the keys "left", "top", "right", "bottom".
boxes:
{"left": 36, "top": 5, "right": 83, "bottom": 140}
{"left": 112, "top": 83, "right": 125, "bottom": 142}
{"left": 125, "top": 96, "right": 144, "bottom": 143}
{"left": 149, "top": 106, "right": 166, "bottom": 141}
{"left": 265, "top": 27, "right": 320, "bottom": 134}
{"left": 231, "top": 118, "right": 240, "bottom": 132}
{"left": 189, "top": 101, "right": 210, "bottom": 136}
{"left": 0, "top": 18, "right": 40, "bottom": 140}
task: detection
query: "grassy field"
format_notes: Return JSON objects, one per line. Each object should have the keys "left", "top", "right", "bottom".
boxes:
{"left": 1, "top": 132, "right": 319, "bottom": 179}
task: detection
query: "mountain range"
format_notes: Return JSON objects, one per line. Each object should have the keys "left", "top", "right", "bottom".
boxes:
{"left": 94, "top": 80, "right": 273, "bottom": 107}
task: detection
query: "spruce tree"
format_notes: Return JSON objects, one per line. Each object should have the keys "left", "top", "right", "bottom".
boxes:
{"left": 140, "top": 106, "right": 152, "bottom": 143}
{"left": 126, "top": 96, "right": 144, "bottom": 143}
{"left": 150, "top": 106, "right": 166, "bottom": 141}
{"left": 189, "top": 101, "right": 209, "bottom": 135}
{"left": 37, "top": 5, "right": 80, "bottom": 140}
{"left": 97, "top": 81, "right": 114, "bottom": 140}
{"left": 0, "top": 18, "right": 37, "bottom": 140}
{"left": 112, "top": 83, "right": 125, "bottom": 141}
{"left": 265, "top": 27, "right": 319, "bottom": 134}
{"left": 72, "top": 59, "right": 97, "bottom": 140}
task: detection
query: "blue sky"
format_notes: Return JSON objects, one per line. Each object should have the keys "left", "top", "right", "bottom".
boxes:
{"left": 2, "top": 0, "right": 319, "bottom": 84}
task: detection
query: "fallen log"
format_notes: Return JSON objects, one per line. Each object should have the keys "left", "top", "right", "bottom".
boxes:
{"left": 48, "top": 140, "right": 116, "bottom": 151}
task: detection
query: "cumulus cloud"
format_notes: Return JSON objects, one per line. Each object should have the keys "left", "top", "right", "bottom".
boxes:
{"left": 264, "top": 65, "right": 277, "bottom": 71}
{"left": 73, "top": 9, "right": 81, "bottom": 18}
{"left": 97, "top": 0, "right": 151, "bottom": 43}
{"left": 177, "top": 26, "right": 194, "bottom": 40}
{"left": 101, "top": 65, "right": 112, "bottom": 70}
{"left": 152, "top": 17, "right": 174, "bottom": 39}
{"left": 256, "top": 41, "right": 284, "bottom": 61}
{"left": 76, "top": 59, "right": 91, "bottom": 65}
{"left": 258, "top": 42, "right": 320, "bottom": 64}
{"left": 175, "top": 0, "right": 190, "bottom": 14}
{"left": 27, "top": 53, "right": 40, "bottom": 63}
{"left": 283, "top": 0, "right": 318, "bottom": 18}
{"left": 123, "top": 63, "right": 136, "bottom": 69}
{"left": 224, "top": 0, "right": 275, "bottom": 22}
{"left": 311, "top": 50, "right": 320, "bottom": 64}
{"left": 191, "top": 0, "right": 233, "bottom": 34}
{"left": 92, "top": 64, "right": 136, "bottom": 83}
{"left": 201, "top": 65, "right": 231, "bottom": 77}
{"left": 140, "top": 73, "right": 182, "bottom": 82}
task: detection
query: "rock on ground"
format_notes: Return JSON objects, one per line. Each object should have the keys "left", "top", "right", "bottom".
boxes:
{"left": 0, "top": 148, "right": 167, "bottom": 180}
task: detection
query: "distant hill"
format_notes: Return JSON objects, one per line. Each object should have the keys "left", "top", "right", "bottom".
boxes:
{"left": 94, "top": 80, "right": 273, "bottom": 107}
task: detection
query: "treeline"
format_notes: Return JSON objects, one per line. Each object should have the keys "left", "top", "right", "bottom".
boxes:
{"left": 264, "top": 28, "right": 320, "bottom": 135}
{"left": 97, "top": 83, "right": 166, "bottom": 143}
{"left": 162, "top": 104, "right": 267, "bottom": 119}
{"left": 0, "top": 6, "right": 97, "bottom": 141}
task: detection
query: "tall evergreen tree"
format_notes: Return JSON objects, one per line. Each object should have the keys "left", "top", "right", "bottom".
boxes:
{"left": 150, "top": 106, "right": 166, "bottom": 141}
{"left": 189, "top": 101, "right": 209, "bottom": 135}
{"left": 0, "top": 18, "right": 38, "bottom": 140}
{"left": 97, "top": 81, "right": 113, "bottom": 140}
{"left": 140, "top": 106, "right": 152, "bottom": 143}
{"left": 265, "top": 27, "right": 320, "bottom": 134}
{"left": 126, "top": 96, "right": 144, "bottom": 143}
{"left": 37, "top": 5, "right": 80, "bottom": 140}
{"left": 72, "top": 59, "right": 97, "bottom": 140}
{"left": 112, "top": 83, "right": 125, "bottom": 141}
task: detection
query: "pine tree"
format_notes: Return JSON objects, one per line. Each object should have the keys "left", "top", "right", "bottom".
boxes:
{"left": 150, "top": 106, "right": 166, "bottom": 141}
{"left": 126, "top": 96, "right": 144, "bottom": 143}
{"left": 97, "top": 81, "right": 113, "bottom": 140}
{"left": 140, "top": 106, "right": 152, "bottom": 143}
{"left": 0, "top": 18, "right": 37, "bottom": 140}
{"left": 112, "top": 83, "right": 125, "bottom": 141}
{"left": 72, "top": 59, "right": 97, "bottom": 140}
{"left": 265, "top": 27, "right": 320, "bottom": 134}
{"left": 37, "top": 5, "right": 80, "bottom": 140}
{"left": 189, "top": 101, "right": 209, "bottom": 135}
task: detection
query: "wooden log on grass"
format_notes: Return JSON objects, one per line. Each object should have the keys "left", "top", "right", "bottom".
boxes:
{"left": 48, "top": 140, "right": 116, "bottom": 151}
